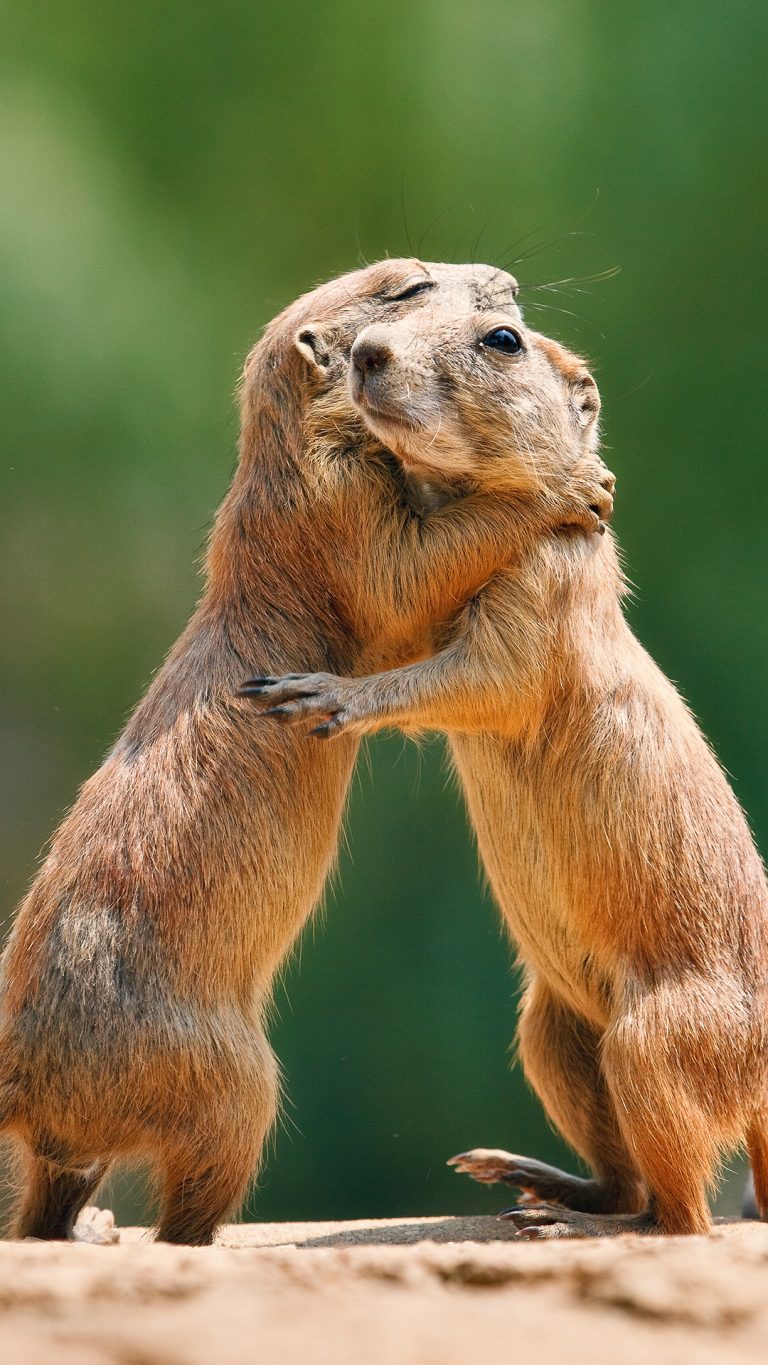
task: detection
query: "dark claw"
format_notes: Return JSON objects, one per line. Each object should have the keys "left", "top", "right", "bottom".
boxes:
{"left": 497, "top": 1206, "right": 559, "bottom": 1226}
{"left": 237, "top": 684, "right": 268, "bottom": 697}
{"left": 263, "top": 706, "right": 292, "bottom": 721}
{"left": 309, "top": 724, "right": 332, "bottom": 738}
{"left": 241, "top": 676, "right": 278, "bottom": 687}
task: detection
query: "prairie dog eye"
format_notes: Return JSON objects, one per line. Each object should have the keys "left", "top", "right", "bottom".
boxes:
{"left": 482, "top": 327, "right": 524, "bottom": 355}
{"left": 386, "top": 279, "right": 435, "bottom": 303}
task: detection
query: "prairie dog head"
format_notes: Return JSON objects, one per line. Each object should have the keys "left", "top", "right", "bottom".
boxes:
{"left": 347, "top": 301, "right": 601, "bottom": 495}
{"left": 285, "top": 260, "right": 520, "bottom": 388}
{"left": 245, "top": 260, "right": 523, "bottom": 448}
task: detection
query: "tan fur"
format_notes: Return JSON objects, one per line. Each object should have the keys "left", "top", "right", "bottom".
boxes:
{"left": 0, "top": 261, "right": 612, "bottom": 1244}
{"left": 251, "top": 308, "right": 768, "bottom": 1237}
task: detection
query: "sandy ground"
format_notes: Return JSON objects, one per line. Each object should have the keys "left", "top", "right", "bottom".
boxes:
{"left": 2, "top": 1213, "right": 768, "bottom": 1364}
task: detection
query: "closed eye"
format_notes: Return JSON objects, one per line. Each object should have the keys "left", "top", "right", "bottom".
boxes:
{"left": 385, "top": 279, "right": 435, "bottom": 303}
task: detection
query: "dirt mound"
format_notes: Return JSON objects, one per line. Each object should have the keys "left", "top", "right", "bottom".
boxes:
{"left": 2, "top": 1216, "right": 767, "bottom": 1364}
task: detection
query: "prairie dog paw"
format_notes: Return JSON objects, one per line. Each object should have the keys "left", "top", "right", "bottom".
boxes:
{"left": 586, "top": 465, "right": 616, "bottom": 531}
{"left": 237, "top": 673, "right": 370, "bottom": 739}
{"left": 498, "top": 1204, "right": 657, "bottom": 1240}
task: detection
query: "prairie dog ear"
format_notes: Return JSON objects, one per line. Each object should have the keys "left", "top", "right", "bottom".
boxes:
{"left": 294, "top": 324, "right": 331, "bottom": 375}
{"left": 533, "top": 333, "right": 600, "bottom": 439}
{"left": 570, "top": 370, "right": 601, "bottom": 440}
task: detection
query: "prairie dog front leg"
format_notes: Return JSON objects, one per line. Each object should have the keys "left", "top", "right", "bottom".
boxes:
{"left": 356, "top": 452, "right": 611, "bottom": 657}
{"left": 240, "top": 570, "right": 551, "bottom": 738}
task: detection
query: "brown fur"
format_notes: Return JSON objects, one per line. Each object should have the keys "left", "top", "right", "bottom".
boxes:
{"left": 249, "top": 304, "right": 768, "bottom": 1237}
{"left": 0, "top": 261, "right": 612, "bottom": 1244}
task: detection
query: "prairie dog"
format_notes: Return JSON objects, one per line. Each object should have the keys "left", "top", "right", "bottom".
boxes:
{"left": 0, "top": 261, "right": 611, "bottom": 1244}
{"left": 248, "top": 304, "right": 768, "bottom": 1237}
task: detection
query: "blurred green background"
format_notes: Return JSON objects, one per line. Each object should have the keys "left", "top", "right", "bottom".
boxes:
{"left": 1, "top": 0, "right": 765, "bottom": 1224}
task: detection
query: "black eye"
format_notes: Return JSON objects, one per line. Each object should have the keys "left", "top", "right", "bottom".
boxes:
{"left": 482, "top": 327, "right": 524, "bottom": 355}
{"left": 386, "top": 279, "right": 435, "bottom": 302}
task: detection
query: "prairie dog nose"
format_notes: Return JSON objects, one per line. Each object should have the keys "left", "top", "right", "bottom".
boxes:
{"left": 351, "top": 328, "right": 393, "bottom": 377}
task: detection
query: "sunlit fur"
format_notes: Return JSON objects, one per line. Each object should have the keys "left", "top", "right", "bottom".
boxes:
{"left": 253, "top": 311, "right": 768, "bottom": 1236}
{"left": 0, "top": 261, "right": 612, "bottom": 1245}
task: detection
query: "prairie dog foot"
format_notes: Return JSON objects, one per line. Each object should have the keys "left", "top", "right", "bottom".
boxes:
{"left": 448, "top": 1149, "right": 630, "bottom": 1214}
{"left": 498, "top": 1203, "right": 658, "bottom": 1240}
{"left": 72, "top": 1205, "right": 119, "bottom": 1245}
{"left": 448, "top": 1148, "right": 531, "bottom": 1185}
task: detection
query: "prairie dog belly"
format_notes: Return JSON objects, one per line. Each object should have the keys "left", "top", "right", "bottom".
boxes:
{"left": 449, "top": 731, "right": 614, "bottom": 1028}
